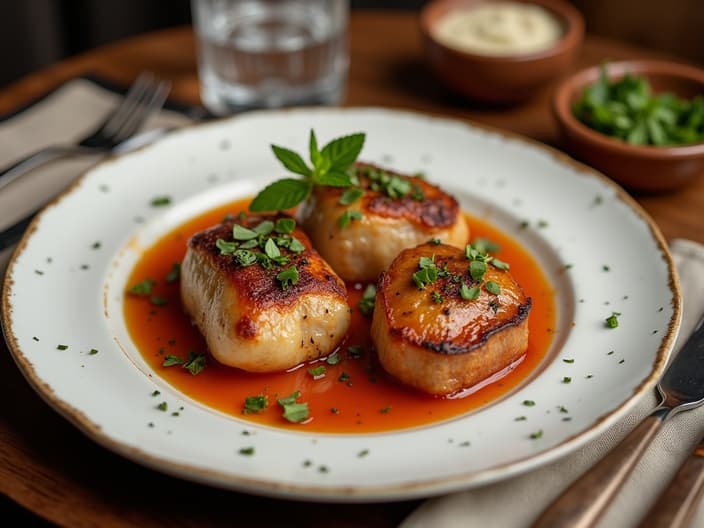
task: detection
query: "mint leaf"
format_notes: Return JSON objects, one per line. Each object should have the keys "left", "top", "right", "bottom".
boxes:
{"left": 321, "top": 133, "right": 365, "bottom": 172}
{"left": 250, "top": 130, "right": 366, "bottom": 213}
{"left": 316, "top": 170, "right": 354, "bottom": 187}
{"left": 309, "top": 129, "right": 322, "bottom": 168}
{"left": 249, "top": 178, "right": 312, "bottom": 212}
{"left": 271, "top": 145, "right": 311, "bottom": 177}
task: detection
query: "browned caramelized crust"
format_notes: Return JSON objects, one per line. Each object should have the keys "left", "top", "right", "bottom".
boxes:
{"left": 357, "top": 163, "right": 461, "bottom": 228}
{"left": 371, "top": 242, "right": 531, "bottom": 395}
{"left": 180, "top": 213, "right": 350, "bottom": 372}
{"left": 188, "top": 214, "right": 347, "bottom": 313}
{"left": 299, "top": 163, "right": 469, "bottom": 282}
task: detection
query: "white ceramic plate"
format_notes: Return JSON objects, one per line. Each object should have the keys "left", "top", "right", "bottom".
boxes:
{"left": 2, "top": 108, "right": 680, "bottom": 501}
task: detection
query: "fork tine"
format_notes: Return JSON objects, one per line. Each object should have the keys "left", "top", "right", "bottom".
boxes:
{"left": 99, "top": 72, "right": 155, "bottom": 139}
{"left": 111, "top": 79, "right": 171, "bottom": 144}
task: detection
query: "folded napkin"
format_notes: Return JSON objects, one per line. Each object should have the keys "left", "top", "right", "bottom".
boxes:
{"left": 403, "top": 237, "right": 704, "bottom": 527}
{"left": 0, "top": 77, "right": 193, "bottom": 269}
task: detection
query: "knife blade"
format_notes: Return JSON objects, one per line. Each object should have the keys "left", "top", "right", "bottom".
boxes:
{"left": 533, "top": 312, "right": 704, "bottom": 528}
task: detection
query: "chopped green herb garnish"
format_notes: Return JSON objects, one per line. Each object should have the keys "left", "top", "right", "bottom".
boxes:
{"left": 275, "top": 218, "right": 296, "bottom": 234}
{"left": 338, "top": 209, "right": 362, "bottom": 229}
{"left": 88, "top": 349, "right": 98, "bottom": 355}
{"left": 605, "top": 311, "right": 621, "bottom": 328}
{"left": 32, "top": 336, "right": 39, "bottom": 341}
{"left": 347, "top": 345, "right": 364, "bottom": 359}
{"left": 330, "top": 407, "right": 340, "bottom": 414}
{"left": 469, "top": 260, "right": 487, "bottom": 281}
{"left": 491, "top": 258, "right": 510, "bottom": 271}
{"left": 264, "top": 238, "right": 281, "bottom": 259}
{"left": 379, "top": 406, "right": 392, "bottom": 414}
{"left": 562, "top": 377, "right": 572, "bottom": 384}
{"left": 326, "top": 351, "right": 341, "bottom": 365}
{"left": 358, "top": 284, "right": 376, "bottom": 317}
{"left": 473, "top": 238, "right": 501, "bottom": 253}
{"left": 308, "top": 365, "right": 327, "bottom": 378}
{"left": 485, "top": 281, "right": 501, "bottom": 295}
{"left": 165, "top": 262, "right": 181, "bottom": 283}
{"left": 338, "top": 372, "right": 351, "bottom": 383}
{"left": 339, "top": 187, "right": 364, "bottom": 205}
{"left": 243, "top": 395, "right": 268, "bottom": 414}
{"left": 515, "top": 416, "right": 527, "bottom": 421}
{"left": 250, "top": 130, "right": 365, "bottom": 212}
{"left": 157, "top": 402, "right": 168, "bottom": 411}
{"left": 562, "top": 358, "right": 575, "bottom": 364}
{"left": 239, "top": 446, "right": 255, "bottom": 456}
{"left": 277, "top": 391, "right": 310, "bottom": 423}
{"left": 162, "top": 355, "right": 185, "bottom": 367}
{"left": 56, "top": 344, "right": 68, "bottom": 350}
{"left": 233, "top": 249, "right": 257, "bottom": 267}
{"left": 232, "top": 224, "right": 258, "bottom": 240}
{"left": 150, "top": 295, "right": 168, "bottom": 306}
{"left": 431, "top": 291, "right": 444, "bottom": 304}
{"left": 216, "top": 238, "right": 238, "bottom": 255}
{"left": 460, "top": 283, "right": 481, "bottom": 300}
{"left": 523, "top": 400, "right": 536, "bottom": 407}
{"left": 253, "top": 220, "right": 274, "bottom": 236}
{"left": 151, "top": 390, "right": 161, "bottom": 397}
{"left": 288, "top": 237, "right": 305, "bottom": 253}
{"left": 412, "top": 255, "right": 438, "bottom": 289}
{"left": 183, "top": 352, "right": 206, "bottom": 376}
{"left": 150, "top": 196, "right": 171, "bottom": 206}
{"left": 530, "top": 430, "right": 544, "bottom": 440}
{"left": 358, "top": 449, "right": 369, "bottom": 458}
{"left": 276, "top": 266, "right": 299, "bottom": 290}
{"left": 129, "top": 278, "right": 156, "bottom": 296}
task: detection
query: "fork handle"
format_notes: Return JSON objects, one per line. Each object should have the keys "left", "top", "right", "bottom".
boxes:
{"left": 532, "top": 413, "right": 665, "bottom": 528}
{"left": 0, "top": 145, "right": 86, "bottom": 191}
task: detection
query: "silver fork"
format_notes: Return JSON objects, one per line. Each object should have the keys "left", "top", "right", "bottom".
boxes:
{"left": 0, "top": 72, "right": 171, "bottom": 191}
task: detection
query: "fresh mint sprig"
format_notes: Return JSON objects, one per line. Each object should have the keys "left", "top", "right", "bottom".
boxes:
{"left": 249, "top": 130, "right": 365, "bottom": 212}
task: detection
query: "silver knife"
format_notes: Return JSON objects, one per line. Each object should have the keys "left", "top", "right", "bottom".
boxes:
{"left": 533, "top": 312, "right": 704, "bottom": 527}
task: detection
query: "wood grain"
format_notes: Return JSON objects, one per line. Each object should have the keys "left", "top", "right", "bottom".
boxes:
{"left": 0, "top": 11, "right": 702, "bottom": 527}
{"left": 532, "top": 415, "right": 663, "bottom": 528}
{"left": 639, "top": 446, "right": 704, "bottom": 528}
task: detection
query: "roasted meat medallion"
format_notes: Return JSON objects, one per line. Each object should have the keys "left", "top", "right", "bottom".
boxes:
{"left": 180, "top": 214, "right": 350, "bottom": 373}
{"left": 371, "top": 242, "right": 532, "bottom": 395}
{"left": 300, "top": 164, "right": 469, "bottom": 282}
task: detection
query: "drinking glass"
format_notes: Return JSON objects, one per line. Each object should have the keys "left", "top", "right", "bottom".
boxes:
{"left": 191, "top": 0, "right": 349, "bottom": 114}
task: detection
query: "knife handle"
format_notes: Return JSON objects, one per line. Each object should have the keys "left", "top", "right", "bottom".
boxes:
{"left": 639, "top": 445, "right": 704, "bottom": 528}
{"left": 532, "top": 414, "right": 663, "bottom": 528}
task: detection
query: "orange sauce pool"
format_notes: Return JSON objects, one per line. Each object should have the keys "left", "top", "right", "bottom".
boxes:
{"left": 124, "top": 200, "right": 556, "bottom": 433}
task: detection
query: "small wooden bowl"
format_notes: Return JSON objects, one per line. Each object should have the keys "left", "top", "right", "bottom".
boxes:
{"left": 420, "top": 0, "right": 584, "bottom": 103}
{"left": 553, "top": 60, "right": 704, "bottom": 193}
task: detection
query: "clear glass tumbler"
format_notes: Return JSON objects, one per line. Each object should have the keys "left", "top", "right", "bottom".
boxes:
{"left": 191, "top": 0, "right": 349, "bottom": 114}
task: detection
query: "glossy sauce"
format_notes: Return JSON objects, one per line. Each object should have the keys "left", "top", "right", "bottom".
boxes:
{"left": 124, "top": 199, "right": 556, "bottom": 433}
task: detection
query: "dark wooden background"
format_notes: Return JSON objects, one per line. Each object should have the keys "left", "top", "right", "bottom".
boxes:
{"left": 1, "top": 0, "right": 703, "bottom": 89}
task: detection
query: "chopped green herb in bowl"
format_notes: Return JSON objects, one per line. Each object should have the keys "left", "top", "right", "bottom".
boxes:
{"left": 553, "top": 60, "right": 704, "bottom": 192}
{"left": 572, "top": 65, "right": 704, "bottom": 146}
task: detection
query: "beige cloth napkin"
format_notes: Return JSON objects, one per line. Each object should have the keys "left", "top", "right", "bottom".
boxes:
{"left": 0, "top": 78, "right": 191, "bottom": 269}
{"left": 403, "top": 237, "right": 704, "bottom": 527}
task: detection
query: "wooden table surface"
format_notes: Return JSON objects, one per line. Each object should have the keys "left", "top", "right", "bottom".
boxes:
{"left": 1, "top": 10, "right": 702, "bottom": 527}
